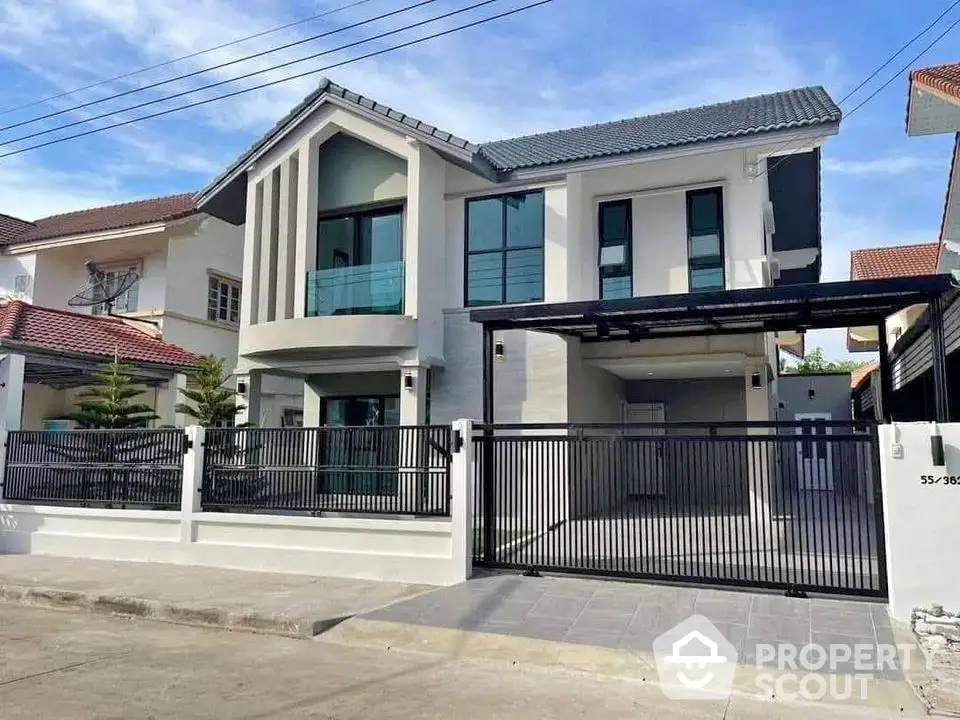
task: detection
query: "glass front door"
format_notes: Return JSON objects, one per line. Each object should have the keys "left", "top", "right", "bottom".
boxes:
{"left": 322, "top": 396, "right": 400, "bottom": 495}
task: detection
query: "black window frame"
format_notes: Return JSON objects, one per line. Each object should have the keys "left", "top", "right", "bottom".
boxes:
{"left": 685, "top": 187, "right": 726, "bottom": 292}
{"left": 315, "top": 202, "right": 405, "bottom": 271}
{"left": 463, "top": 190, "right": 545, "bottom": 307}
{"left": 597, "top": 199, "right": 633, "bottom": 299}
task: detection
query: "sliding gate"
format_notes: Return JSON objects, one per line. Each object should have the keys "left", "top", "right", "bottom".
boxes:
{"left": 472, "top": 421, "right": 887, "bottom": 597}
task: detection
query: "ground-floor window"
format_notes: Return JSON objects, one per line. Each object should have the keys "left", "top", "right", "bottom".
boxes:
{"left": 321, "top": 395, "right": 400, "bottom": 495}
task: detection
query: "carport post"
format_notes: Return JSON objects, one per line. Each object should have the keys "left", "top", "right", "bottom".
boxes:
{"left": 877, "top": 325, "right": 893, "bottom": 422}
{"left": 930, "top": 295, "right": 951, "bottom": 422}
{"left": 481, "top": 325, "right": 495, "bottom": 563}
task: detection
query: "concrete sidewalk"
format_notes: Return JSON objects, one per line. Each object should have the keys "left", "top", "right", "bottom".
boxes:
{"left": 0, "top": 554, "right": 434, "bottom": 637}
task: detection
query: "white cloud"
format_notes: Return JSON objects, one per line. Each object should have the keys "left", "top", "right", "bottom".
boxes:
{"left": 0, "top": 155, "right": 122, "bottom": 219}
{"left": 824, "top": 155, "right": 941, "bottom": 176}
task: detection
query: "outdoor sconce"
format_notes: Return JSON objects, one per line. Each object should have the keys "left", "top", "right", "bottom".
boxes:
{"left": 750, "top": 372, "right": 762, "bottom": 389}
{"left": 237, "top": 381, "right": 247, "bottom": 395}
{"left": 807, "top": 387, "right": 816, "bottom": 400}
{"left": 404, "top": 373, "right": 415, "bottom": 391}
{"left": 931, "top": 423, "right": 946, "bottom": 467}
{"left": 495, "top": 340, "right": 505, "bottom": 362}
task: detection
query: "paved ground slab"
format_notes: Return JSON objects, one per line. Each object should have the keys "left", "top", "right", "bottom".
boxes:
{"left": 0, "top": 603, "right": 922, "bottom": 719}
{"left": 0, "top": 554, "right": 433, "bottom": 637}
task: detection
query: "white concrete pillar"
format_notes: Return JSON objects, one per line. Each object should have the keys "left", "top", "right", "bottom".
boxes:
{"left": 450, "top": 418, "right": 474, "bottom": 583}
{"left": 276, "top": 155, "right": 299, "bottom": 321}
{"left": 565, "top": 172, "right": 589, "bottom": 301}
{"left": 236, "top": 371, "right": 262, "bottom": 426}
{"left": 0, "top": 354, "right": 25, "bottom": 431}
{"left": 294, "top": 137, "right": 319, "bottom": 319}
{"left": 303, "top": 377, "right": 324, "bottom": 427}
{"left": 745, "top": 359, "right": 773, "bottom": 545}
{"left": 544, "top": 185, "right": 569, "bottom": 302}
{"left": 399, "top": 365, "right": 427, "bottom": 426}
{"left": 240, "top": 178, "right": 263, "bottom": 326}
{"left": 258, "top": 167, "right": 279, "bottom": 323}
{"left": 157, "top": 372, "right": 187, "bottom": 428}
{"left": 179, "top": 425, "right": 204, "bottom": 543}
{"left": 403, "top": 140, "right": 422, "bottom": 322}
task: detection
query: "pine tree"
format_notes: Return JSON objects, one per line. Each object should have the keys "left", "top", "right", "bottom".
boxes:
{"left": 66, "top": 357, "right": 159, "bottom": 429}
{"left": 174, "top": 355, "right": 246, "bottom": 427}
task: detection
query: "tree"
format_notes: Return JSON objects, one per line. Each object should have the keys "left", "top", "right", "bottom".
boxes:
{"left": 174, "top": 355, "right": 246, "bottom": 427}
{"left": 783, "top": 346, "right": 869, "bottom": 375}
{"left": 66, "top": 358, "right": 159, "bottom": 429}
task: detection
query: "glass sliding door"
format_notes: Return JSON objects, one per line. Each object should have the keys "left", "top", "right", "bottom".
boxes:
{"left": 321, "top": 396, "right": 400, "bottom": 496}
{"left": 308, "top": 206, "right": 404, "bottom": 316}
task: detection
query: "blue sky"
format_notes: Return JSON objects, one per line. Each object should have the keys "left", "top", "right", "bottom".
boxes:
{"left": 0, "top": 0, "right": 957, "bottom": 360}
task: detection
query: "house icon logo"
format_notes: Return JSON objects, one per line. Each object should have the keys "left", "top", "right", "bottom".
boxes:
{"left": 653, "top": 614, "right": 738, "bottom": 700}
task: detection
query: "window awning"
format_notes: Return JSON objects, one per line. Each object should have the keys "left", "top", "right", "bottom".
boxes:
{"left": 468, "top": 276, "right": 955, "bottom": 340}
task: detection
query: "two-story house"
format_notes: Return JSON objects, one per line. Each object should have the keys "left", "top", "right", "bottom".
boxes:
{"left": 0, "top": 196, "right": 301, "bottom": 428}
{"left": 195, "top": 79, "right": 841, "bottom": 431}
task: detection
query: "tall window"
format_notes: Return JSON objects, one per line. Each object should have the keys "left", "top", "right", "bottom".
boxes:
{"left": 686, "top": 188, "right": 725, "bottom": 291}
{"left": 598, "top": 200, "right": 632, "bottom": 299}
{"left": 311, "top": 205, "right": 404, "bottom": 316}
{"left": 92, "top": 263, "right": 139, "bottom": 315}
{"left": 465, "top": 191, "right": 544, "bottom": 307}
{"left": 208, "top": 276, "right": 241, "bottom": 324}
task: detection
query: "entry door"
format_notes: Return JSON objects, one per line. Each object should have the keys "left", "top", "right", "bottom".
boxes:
{"left": 794, "top": 413, "right": 834, "bottom": 490}
{"left": 623, "top": 402, "right": 666, "bottom": 495}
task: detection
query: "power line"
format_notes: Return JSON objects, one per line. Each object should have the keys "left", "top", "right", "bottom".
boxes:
{"left": 0, "top": 0, "right": 554, "bottom": 160}
{"left": 757, "top": 0, "right": 960, "bottom": 180}
{"left": 0, "top": 0, "right": 439, "bottom": 134}
{"left": 0, "top": 0, "right": 502, "bottom": 150}
{"left": 0, "top": 0, "right": 380, "bottom": 118}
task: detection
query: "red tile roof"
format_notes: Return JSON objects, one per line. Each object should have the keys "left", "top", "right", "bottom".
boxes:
{"left": 0, "top": 193, "right": 197, "bottom": 246}
{"left": 0, "top": 301, "right": 199, "bottom": 369}
{"left": 849, "top": 242, "right": 939, "bottom": 281}
{"left": 0, "top": 213, "right": 35, "bottom": 245}
{"left": 911, "top": 63, "right": 960, "bottom": 102}
{"left": 851, "top": 362, "right": 878, "bottom": 391}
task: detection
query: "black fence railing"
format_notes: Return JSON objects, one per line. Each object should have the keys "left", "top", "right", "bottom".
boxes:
{"left": 3, "top": 429, "right": 187, "bottom": 509}
{"left": 201, "top": 425, "right": 453, "bottom": 517}
{"left": 473, "top": 421, "right": 886, "bottom": 597}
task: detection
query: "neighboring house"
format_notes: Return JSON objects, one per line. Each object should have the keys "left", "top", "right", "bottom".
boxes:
{"left": 848, "top": 62, "right": 960, "bottom": 421}
{"left": 0, "top": 196, "right": 300, "bottom": 429}
{"left": 195, "top": 78, "right": 841, "bottom": 430}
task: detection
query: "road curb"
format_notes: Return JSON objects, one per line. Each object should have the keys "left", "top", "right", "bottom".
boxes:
{"left": 0, "top": 582, "right": 336, "bottom": 638}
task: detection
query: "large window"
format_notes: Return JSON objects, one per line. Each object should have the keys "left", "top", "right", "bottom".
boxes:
{"left": 92, "top": 263, "right": 140, "bottom": 315}
{"left": 686, "top": 188, "right": 725, "bottom": 291}
{"left": 310, "top": 205, "right": 404, "bottom": 316}
{"left": 465, "top": 191, "right": 544, "bottom": 307}
{"left": 598, "top": 200, "right": 632, "bottom": 299}
{"left": 207, "top": 275, "right": 240, "bottom": 324}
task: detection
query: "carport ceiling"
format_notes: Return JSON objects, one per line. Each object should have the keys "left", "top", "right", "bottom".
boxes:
{"left": 469, "top": 275, "right": 955, "bottom": 341}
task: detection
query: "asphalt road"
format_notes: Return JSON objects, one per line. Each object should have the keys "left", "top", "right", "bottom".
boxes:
{"left": 0, "top": 604, "right": 907, "bottom": 719}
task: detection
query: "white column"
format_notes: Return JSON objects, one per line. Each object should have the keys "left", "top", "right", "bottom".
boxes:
{"left": 240, "top": 178, "right": 263, "bottom": 326}
{"left": 294, "top": 138, "right": 319, "bottom": 319}
{"left": 276, "top": 155, "right": 299, "bottom": 321}
{"left": 450, "top": 418, "right": 474, "bottom": 583}
{"left": 745, "top": 360, "right": 773, "bottom": 540}
{"left": 258, "top": 168, "right": 279, "bottom": 323}
{"left": 0, "top": 354, "right": 25, "bottom": 431}
{"left": 157, "top": 372, "right": 187, "bottom": 427}
{"left": 179, "top": 425, "right": 205, "bottom": 543}
{"left": 236, "top": 371, "right": 262, "bottom": 426}
{"left": 565, "top": 172, "right": 589, "bottom": 301}
{"left": 403, "top": 140, "right": 422, "bottom": 322}
{"left": 399, "top": 365, "right": 427, "bottom": 425}
{"left": 303, "top": 377, "right": 324, "bottom": 427}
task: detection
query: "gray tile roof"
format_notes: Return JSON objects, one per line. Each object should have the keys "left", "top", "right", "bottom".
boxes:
{"left": 197, "top": 81, "right": 841, "bottom": 215}
{"left": 477, "top": 87, "right": 841, "bottom": 172}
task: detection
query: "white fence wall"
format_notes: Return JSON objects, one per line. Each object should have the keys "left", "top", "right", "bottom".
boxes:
{"left": 880, "top": 422, "right": 960, "bottom": 620}
{"left": 0, "top": 422, "right": 473, "bottom": 587}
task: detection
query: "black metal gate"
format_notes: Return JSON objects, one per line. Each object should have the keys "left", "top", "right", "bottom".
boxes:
{"left": 472, "top": 421, "right": 887, "bottom": 597}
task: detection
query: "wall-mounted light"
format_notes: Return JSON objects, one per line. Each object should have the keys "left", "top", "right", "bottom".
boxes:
{"left": 237, "top": 381, "right": 247, "bottom": 395}
{"left": 403, "top": 373, "right": 415, "bottom": 391}
{"left": 807, "top": 387, "right": 816, "bottom": 400}
{"left": 931, "top": 422, "right": 946, "bottom": 467}
{"left": 596, "top": 323, "right": 610, "bottom": 340}
{"left": 751, "top": 372, "right": 762, "bottom": 389}
{"left": 494, "top": 340, "right": 505, "bottom": 362}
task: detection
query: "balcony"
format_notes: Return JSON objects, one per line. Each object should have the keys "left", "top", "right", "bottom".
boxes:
{"left": 306, "top": 261, "right": 404, "bottom": 317}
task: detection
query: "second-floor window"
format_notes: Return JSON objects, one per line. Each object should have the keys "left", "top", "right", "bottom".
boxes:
{"left": 465, "top": 191, "right": 544, "bottom": 307}
{"left": 686, "top": 188, "right": 725, "bottom": 291}
{"left": 92, "top": 263, "right": 139, "bottom": 315}
{"left": 598, "top": 200, "right": 632, "bottom": 299}
{"left": 208, "top": 276, "right": 240, "bottom": 324}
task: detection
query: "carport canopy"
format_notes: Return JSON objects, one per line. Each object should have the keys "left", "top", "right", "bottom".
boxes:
{"left": 469, "top": 275, "right": 957, "bottom": 423}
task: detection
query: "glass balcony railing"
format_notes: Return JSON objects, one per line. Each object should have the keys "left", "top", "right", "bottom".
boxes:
{"left": 306, "top": 261, "right": 404, "bottom": 316}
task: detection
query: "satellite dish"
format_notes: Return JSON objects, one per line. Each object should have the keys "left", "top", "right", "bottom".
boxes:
{"left": 68, "top": 261, "right": 139, "bottom": 315}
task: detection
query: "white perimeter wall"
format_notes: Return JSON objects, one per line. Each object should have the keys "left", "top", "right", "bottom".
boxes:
{"left": 880, "top": 422, "right": 960, "bottom": 620}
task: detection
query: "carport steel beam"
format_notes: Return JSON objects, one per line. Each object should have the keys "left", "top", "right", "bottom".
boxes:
{"left": 472, "top": 275, "right": 955, "bottom": 424}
